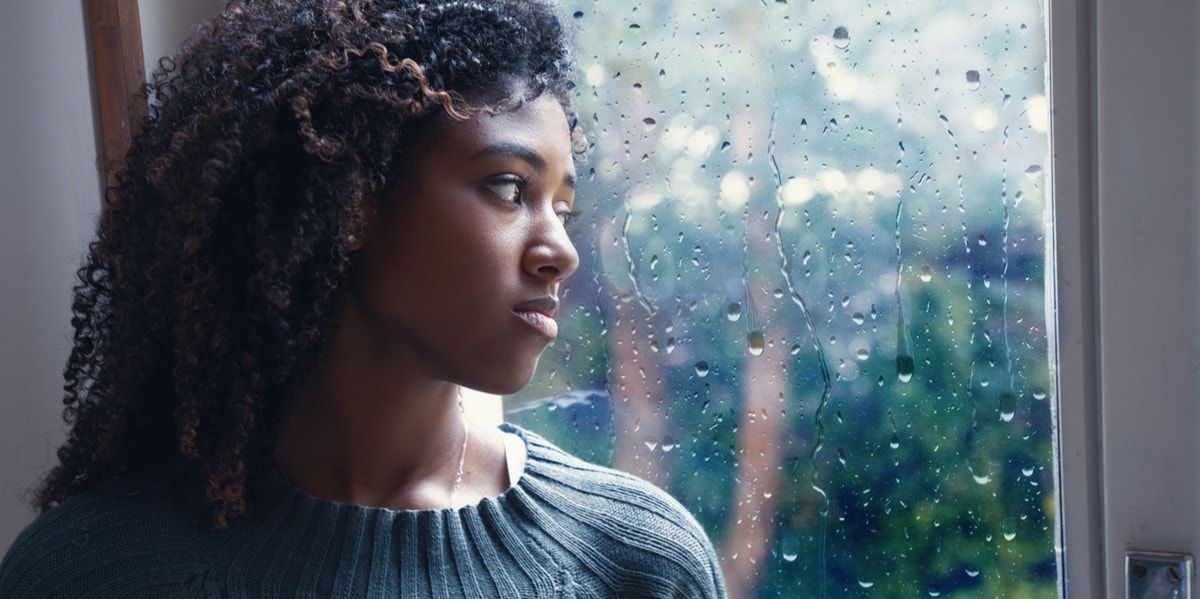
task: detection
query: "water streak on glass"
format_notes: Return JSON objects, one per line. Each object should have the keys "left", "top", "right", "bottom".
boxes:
{"left": 769, "top": 100, "right": 834, "bottom": 598}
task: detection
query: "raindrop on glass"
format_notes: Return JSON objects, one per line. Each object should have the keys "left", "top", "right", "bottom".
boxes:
{"left": 897, "top": 355, "right": 915, "bottom": 383}
{"left": 969, "top": 457, "right": 991, "bottom": 484}
{"left": 747, "top": 331, "right": 766, "bottom": 356}
{"left": 694, "top": 361, "right": 710, "bottom": 377}
{"left": 649, "top": 254, "right": 659, "bottom": 270}
{"left": 726, "top": 302, "right": 742, "bottom": 322}
{"left": 642, "top": 117, "right": 657, "bottom": 130}
{"left": 977, "top": 234, "right": 987, "bottom": 246}
{"left": 889, "top": 433, "right": 901, "bottom": 449}
{"left": 1025, "top": 164, "right": 1043, "bottom": 178}
{"left": 965, "top": 69, "right": 981, "bottom": 91}
{"left": 858, "top": 581, "right": 875, "bottom": 589}
{"left": 1032, "top": 387, "right": 1047, "bottom": 400}
{"left": 780, "top": 536, "right": 800, "bottom": 562}
{"left": 832, "top": 26, "right": 850, "bottom": 49}
{"left": 643, "top": 436, "right": 658, "bottom": 451}
{"left": 851, "top": 312, "right": 865, "bottom": 325}
{"left": 661, "top": 435, "right": 676, "bottom": 452}
{"left": 856, "top": 348, "right": 870, "bottom": 360}
{"left": 919, "top": 266, "right": 933, "bottom": 282}
{"left": 999, "top": 390, "right": 1017, "bottom": 422}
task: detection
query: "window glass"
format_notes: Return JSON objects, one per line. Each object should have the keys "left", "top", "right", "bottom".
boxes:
{"left": 508, "top": 1, "right": 1054, "bottom": 596}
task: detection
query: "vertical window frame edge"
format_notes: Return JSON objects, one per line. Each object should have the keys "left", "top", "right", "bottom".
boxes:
{"left": 1047, "top": 0, "right": 1105, "bottom": 596}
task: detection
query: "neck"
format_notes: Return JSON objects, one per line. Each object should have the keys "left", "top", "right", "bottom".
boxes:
{"left": 275, "top": 303, "right": 468, "bottom": 510}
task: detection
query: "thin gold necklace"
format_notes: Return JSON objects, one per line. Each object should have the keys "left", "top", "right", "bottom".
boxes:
{"left": 275, "top": 391, "right": 471, "bottom": 509}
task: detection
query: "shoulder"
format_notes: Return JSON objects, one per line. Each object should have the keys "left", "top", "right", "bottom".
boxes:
{"left": 0, "top": 472, "right": 207, "bottom": 598}
{"left": 506, "top": 425, "right": 727, "bottom": 598}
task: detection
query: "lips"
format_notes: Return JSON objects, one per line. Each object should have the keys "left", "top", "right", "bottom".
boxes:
{"left": 513, "top": 297, "right": 559, "bottom": 339}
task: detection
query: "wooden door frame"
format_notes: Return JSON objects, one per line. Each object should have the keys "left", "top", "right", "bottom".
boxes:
{"left": 85, "top": 0, "right": 146, "bottom": 192}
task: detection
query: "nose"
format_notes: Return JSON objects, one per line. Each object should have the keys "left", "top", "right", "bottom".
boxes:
{"left": 523, "top": 209, "right": 579, "bottom": 283}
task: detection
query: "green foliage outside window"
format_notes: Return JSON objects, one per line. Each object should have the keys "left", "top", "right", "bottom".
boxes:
{"left": 509, "top": 1, "right": 1055, "bottom": 597}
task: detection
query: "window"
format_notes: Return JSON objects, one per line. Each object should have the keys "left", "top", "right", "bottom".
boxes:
{"left": 508, "top": 1, "right": 1056, "bottom": 596}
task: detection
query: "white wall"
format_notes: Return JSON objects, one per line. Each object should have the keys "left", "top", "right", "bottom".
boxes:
{"left": 0, "top": 0, "right": 102, "bottom": 553}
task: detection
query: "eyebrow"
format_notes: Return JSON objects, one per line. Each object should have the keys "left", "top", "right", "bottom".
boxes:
{"left": 471, "top": 142, "right": 577, "bottom": 189}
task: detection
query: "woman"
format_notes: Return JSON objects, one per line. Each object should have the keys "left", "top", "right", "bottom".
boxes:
{"left": 0, "top": 0, "right": 726, "bottom": 596}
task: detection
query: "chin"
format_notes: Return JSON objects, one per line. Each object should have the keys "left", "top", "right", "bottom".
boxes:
{"left": 469, "top": 358, "right": 541, "bottom": 396}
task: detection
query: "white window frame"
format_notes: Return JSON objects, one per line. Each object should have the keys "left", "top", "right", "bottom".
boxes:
{"left": 1052, "top": 0, "right": 1200, "bottom": 597}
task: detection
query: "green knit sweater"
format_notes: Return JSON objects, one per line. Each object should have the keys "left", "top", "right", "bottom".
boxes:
{"left": 0, "top": 425, "right": 726, "bottom": 598}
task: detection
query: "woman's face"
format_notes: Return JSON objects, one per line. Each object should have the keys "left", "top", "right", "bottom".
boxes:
{"left": 351, "top": 94, "right": 579, "bottom": 394}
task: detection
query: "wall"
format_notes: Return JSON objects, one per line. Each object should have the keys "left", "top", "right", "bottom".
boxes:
{"left": 0, "top": 0, "right": 101, "bottom": 553}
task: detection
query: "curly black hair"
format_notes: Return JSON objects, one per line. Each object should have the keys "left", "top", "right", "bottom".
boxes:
{"left": 35, "top": 0, "right": 578, "bottom": 528}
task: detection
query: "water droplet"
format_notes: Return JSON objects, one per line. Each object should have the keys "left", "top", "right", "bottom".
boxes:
{"left": 1025, "top": 164, "right": 1043, "bottom": 178}
{"left": 851, "top": 312, "right": 865, "bottom": 325}
{"left": 774, "top": 288, "right": 784, "bottom": 299}
{"left": 649, "top": 254, "right": 659, "bottom": 270}
{"left": 661, "top": 435, "right": 676, "bottom": 452}
{"left": 1002, "top": 518, "right": 1017, "bottom": 541}
{"left": 802, "top": 250, "right": 812, "bottom": 265}
{"left": 969, "top": 458, "right": 991, "bottom": 484}
{"left": 897, "top": 355, "right": 915, "bottom": 383}
{"left": 1022, "top": 466, "right": 1036, "bottom": 477}
{"left": 1032, "top": 387, "right": 1047, "bottom": 400}
{"left": 780, "top": 536, "right": 800, "bottom": 562}
{"left": 838, "top": 447, "right": 847, "bottom": 465}
{"left": 694, "top": 361, "right": 710, "bottom": 377}
{"left": 999, "top": 390, "right": 1017, "bottom": 422}
{"left": 858, "top": 581, "right": 875, "bottom": 589}
{"left": 747, "top": 331, "right": 766, "bottom": 356}
{"left": 919, "top": 266, "right": 933, "bottom": 282}
{"left": 832, "top": 26, "right": 850, "bottom": 49}
{"left": 977, "top": 234, "right": 987, "bottom": 246}
{"left": 790, "top": 344, "right": 801, "bottom": 355}
{"left": 965, "top": 568, "right": 980, "bottom": 578}
{"left": 572, "top": 10, "right": 584, "bottom": 18}
{"left": 889, "top": 433, "right": 901, "bottom": 449}
{"left": 965, "top": 69, "right": 981, "bottom": 91}
{"left": 643, "top": 436, "right": 658, "bottom": 451}
{"left": 929, "top": 590, "right": 942, "bottom": 597}
{"left": 665, "top": 337, "right": 676, "bottom": 353}
{"left": 628, "top": 23, "right": 641, "bottom": 30}
{"left": 726, "top": 302, "right": 742, "bottom": 322}
{"left": 856, "top": 348, "right": 870, "bottom": 360}
{"left": 642, "top": 117, "right": 657, "bottom": 128}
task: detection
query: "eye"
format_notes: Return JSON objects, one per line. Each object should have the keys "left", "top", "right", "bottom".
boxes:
{"left": 483, "top": 176, "right": 525, "bottom": 204}
{"left": 556, "top": 208, "right": 581, "bottom": 227}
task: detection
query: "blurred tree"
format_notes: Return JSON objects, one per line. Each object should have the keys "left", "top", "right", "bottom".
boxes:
{"left": 509, "top": 1, "right": 1054, "bottom": 597}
